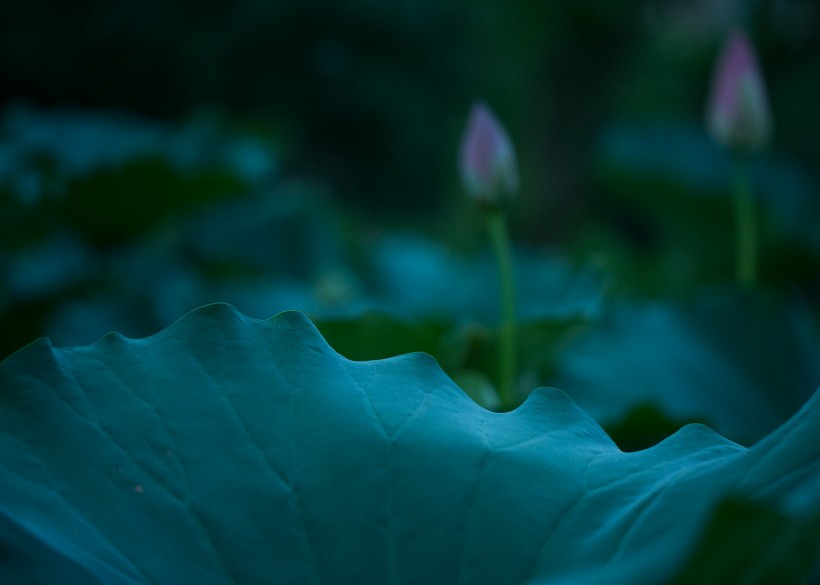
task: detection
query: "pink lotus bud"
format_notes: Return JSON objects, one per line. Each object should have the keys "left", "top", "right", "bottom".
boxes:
{"left": 707, "top": 30, "right": 772, "bottom": 152}
{"left": 459, "top": 102, "right": 519, "bottom": 206}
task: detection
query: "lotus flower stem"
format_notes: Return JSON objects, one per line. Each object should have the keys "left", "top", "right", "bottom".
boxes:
{"left": 458, "top": 100, "right": 519, "bottom": 407}
{"left": 733, "top": 157, "right": 756, "bottom": 287}
{"left": 706, "top": 30, "right": 771, "bottom": 288}
{"left": 486, "top": 210, "right": 516, "bottom": 408}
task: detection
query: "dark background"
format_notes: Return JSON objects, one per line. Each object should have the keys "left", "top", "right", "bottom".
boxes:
{"left": 2, "top": 0, "right": 820, "bottom": 360}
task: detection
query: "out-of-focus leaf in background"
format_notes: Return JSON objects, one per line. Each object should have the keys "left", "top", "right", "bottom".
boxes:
{"left": 585, "top": 119, "right": 820, "bottom": 295}
{"left": 0, "top": 105, "right": 275, "bottom": 358}
{"left": 552, "top": 291, "right": 820, "bottom": 447}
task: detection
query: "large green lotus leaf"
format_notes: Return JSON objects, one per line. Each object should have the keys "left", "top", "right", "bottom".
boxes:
{"left": 0, "top": 305, "right": 818, "bottom": 584}
{"left": 553, "top": 292, "right": 820, "bottom": 446}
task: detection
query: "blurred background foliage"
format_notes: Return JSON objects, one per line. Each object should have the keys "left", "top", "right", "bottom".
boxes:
{"left": 1, "top": 0, "right": 819, "bottom": 447}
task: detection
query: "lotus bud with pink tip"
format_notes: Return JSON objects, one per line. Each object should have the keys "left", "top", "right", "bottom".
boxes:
{"left": 707, "top": 30, "right": 772, "bottom": 152}
{"left": 459, "top": 102, "right": 519, "bottom": 208}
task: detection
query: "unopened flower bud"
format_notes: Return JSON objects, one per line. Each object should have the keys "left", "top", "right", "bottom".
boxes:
{"left": 707, "top": 30, "right": 772, "bottom": 152}
{"left": 459, "top": 102, "right": 519, "bottom": 207}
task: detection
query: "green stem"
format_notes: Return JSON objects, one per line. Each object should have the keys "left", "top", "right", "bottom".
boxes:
{"left": 486, "top": 211, "right": 516, "bottom": 409}
{"left": 733, "top": 158, "right": 756, "bottom": 287}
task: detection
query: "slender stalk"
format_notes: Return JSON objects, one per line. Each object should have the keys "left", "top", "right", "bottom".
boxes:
{"left": 733, "top": 157, "right": 756, "bottom": 287}
{"left": 485, "top": 211, "right": 516, "bottom": 409}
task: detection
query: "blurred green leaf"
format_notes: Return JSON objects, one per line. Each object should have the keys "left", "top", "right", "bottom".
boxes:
{"left": 315, "top": 312, "right": 448, "bottom": 362}
{"left": 594, "top": 119, "right": 820, "bottom": 294}
{"left": 553, "top": 291, "right": 820, "bottom": 445}
{"left": 59, "top": 158, "right": 246, "bottom": 246}
{"left": 673, "top": 500, "right": 820, "bottom": 585}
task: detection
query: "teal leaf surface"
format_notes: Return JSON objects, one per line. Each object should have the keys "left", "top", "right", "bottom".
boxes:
{"left": 0, "top": 305, "right": 818, "bottom": 584}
